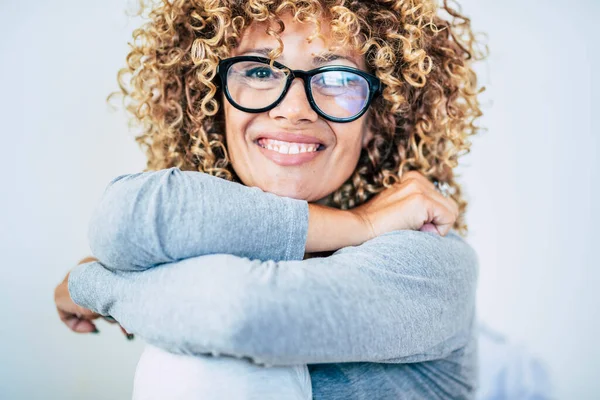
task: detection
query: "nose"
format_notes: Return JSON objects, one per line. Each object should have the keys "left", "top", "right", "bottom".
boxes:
{"left": 268, "top": 78, "right": 319, "bottom": 124}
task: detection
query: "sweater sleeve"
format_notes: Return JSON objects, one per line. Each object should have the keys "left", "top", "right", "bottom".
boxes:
{"left": 86, "top": 167, "right": 309, "bottom": 272}
{"left": 69, "top": 229, "right": 478, "bottom": 366}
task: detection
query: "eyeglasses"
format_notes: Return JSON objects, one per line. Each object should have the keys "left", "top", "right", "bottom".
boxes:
{"left": 216, "top": 56, "right": 382, "bottom": 123}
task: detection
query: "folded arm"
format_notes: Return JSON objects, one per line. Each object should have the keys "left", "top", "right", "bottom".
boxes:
{"left": 69, "top": 229, "right": 478, "bottom": 366}
{"left": 88, "top": 167, "right": 369, "bottom": 271}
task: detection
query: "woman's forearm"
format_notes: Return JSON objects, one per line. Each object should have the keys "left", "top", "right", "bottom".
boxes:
{"left": 87, "top": 167, "right": 368, "bottom": 271}
{"left": 306, "top": 203, "right": 367, "bottom": 253}
{"left": 69, "top": 229, "right": 477, "bottom": 365}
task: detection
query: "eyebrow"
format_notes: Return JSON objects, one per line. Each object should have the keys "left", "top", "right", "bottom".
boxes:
{"left": 238, "top": 47, "right": 359, "bottom": 67}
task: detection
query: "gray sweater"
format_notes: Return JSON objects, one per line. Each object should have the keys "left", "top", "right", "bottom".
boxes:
{"left": 69, "top": 167, "right": 479, "bottom": 399}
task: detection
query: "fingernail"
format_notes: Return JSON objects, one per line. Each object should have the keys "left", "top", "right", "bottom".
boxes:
{"left": 91, "top": 328, "right": 100, "bottom": 334}
{"left": 126, "top": 333, "right": 134, "bottom": 340}
{"left": 104, "top": 316, "right": 117, "bottom": 322}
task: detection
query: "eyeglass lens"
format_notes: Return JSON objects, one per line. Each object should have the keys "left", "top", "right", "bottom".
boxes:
{"left": 226, "top": 61, "right": 370, "bottom": 119}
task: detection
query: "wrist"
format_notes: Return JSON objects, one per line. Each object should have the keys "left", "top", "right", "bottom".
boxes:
{"left": 306, "top": 204, "right": 370, "bottom": 252}
{"left": 348, "top": 206, "right": 376, "bottom": 242}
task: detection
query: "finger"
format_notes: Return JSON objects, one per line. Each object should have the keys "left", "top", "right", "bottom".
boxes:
{"left": 57, "top": 307, "right": 81, "bottom": 326}
{"left": 401, "top": 172, "right": 459, "bottom": 216}
{"left": 424, "top": 196, "right": 456, "bottom": 236}
{"left": 72, "top": 318, "right": 99, "bottom": 333}
{"left": 56, "top": 301, "right": 101, "bottom": 330}
{"left": 405, "top": 178, "right": 458, "bottom": 223}
{"left": 62, "top": 314, "right": 99, "bottom": 333}
{"left": 419, "top": 222, "right": 441, "bottom": 235}
{"left": 120, "top": 325, "right": 135, "bottom": 340}
{"left": 75, "top": 307, "right": 101, "bottom": 320}
{"left": 403, "top": 182, "right": 456, "bottom": 236}
{"left": 397, "top": 172, "right": 444, "bottom": 204}
{"left": 399, "top": 171, "right": 438, "bottom": 193}
{"left": 427, "top": 181, "right": 459, "bottom": 215}
{"left": 404, "top": 193, "right": 450, "bottom": 235}
{"left": 429, "top": 188, "right": 459, "bottom": 221}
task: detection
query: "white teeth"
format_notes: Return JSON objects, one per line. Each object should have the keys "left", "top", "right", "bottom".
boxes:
{"left": 258, "top": 138, "right": 321, "bottom": 154}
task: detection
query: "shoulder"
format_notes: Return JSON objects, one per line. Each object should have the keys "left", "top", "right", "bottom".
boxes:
{"left": 104, "top": 167, "right": 221, "bottom": 188}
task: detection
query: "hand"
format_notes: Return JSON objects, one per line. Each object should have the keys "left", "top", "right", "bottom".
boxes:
{"left": 350, "top": 171, "right": 459, "bottom": 239}
{"left": 54, "top": 268, "right": 100, "bottom": 333}
{"left": 54, "top": 256, "right": 134, "bottom": 339}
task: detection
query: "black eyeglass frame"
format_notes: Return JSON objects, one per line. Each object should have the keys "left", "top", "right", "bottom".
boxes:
{"left": 216, "top": 55, "right": 383, "bottom": 123}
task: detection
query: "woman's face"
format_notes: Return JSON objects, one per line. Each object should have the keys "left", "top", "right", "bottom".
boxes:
{"left": 223, "top": 13, "right": 374, "bottom": 202}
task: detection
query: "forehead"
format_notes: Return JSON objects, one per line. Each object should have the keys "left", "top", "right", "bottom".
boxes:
{"left": 232, "top": 14, "right": 365, "bottom": 69}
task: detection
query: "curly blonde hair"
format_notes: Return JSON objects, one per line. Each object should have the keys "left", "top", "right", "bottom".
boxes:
{"left": 114, "top": 0, "right": 487, "bottom": 236}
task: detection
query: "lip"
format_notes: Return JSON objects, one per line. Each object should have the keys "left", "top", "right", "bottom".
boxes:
{"left": 255, "top": 140, "right": 324, "bottom": 166}
{"left": 254, "top": 132, "right": 326, "bottom": 146}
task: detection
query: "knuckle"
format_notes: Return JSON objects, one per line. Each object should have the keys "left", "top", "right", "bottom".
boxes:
{"left": 408, "top": 192, "right": 427, "bottom": 203}
{"left": 405, "top": 179, "right": 422, "bottom": 193}
{"left": 400, "top": 171, "right": 418, "bottom": 183}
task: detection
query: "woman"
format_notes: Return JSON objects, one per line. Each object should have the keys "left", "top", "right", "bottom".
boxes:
{"left": 54, "top": 0, "right": 485, "bottom": 398}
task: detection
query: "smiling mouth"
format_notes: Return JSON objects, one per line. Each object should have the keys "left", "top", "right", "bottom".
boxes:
{"left": 255, "top": 138, "right": 326, "bottom": 155}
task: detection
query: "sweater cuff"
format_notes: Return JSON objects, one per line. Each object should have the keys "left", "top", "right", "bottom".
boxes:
{"left": 283, "top": 198, "right": 309, "bottom": 260}
{"left": 68, "top": 261, "right": 112, "bottom": 316}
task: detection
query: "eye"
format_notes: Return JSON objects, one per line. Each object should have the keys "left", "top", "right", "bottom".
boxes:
{"left": 315, "top": 72, "right": 360, "bottom": 87}
{"left": 245, "top": 67, "right": 273, "bottom": 79}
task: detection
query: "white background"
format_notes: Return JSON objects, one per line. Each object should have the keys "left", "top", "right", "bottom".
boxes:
{"left": 0, "top": 1, "right": 597, "bottom": 399}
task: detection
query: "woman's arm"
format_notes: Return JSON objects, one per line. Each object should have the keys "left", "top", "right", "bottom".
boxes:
{"left": 88, "top": 168, "right": 456, "bottom": 272}
{"left": 69, "top": 229, "right": 478, "bottom": 366}
{"left": 88, "top": 167, "right": 368, "bottom": 271}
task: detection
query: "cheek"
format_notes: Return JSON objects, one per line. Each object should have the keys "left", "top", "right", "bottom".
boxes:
{"left": 331, "top": 120, "right": 368, "bottom": 158}
{"left": 224, "top": 104, "right": 252, "bottom": 153}
{"left": 223, "top": 103, "right": 264, "bottom": 186}
{"left": 327, "top": 123, "right": 367, "bottom": 178}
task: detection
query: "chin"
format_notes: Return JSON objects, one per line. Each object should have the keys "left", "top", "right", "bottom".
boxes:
{"left": 263, "top": 184, "right": 311, "bottom": 201}
{"left": 254, "top": 179, "right": 324, "bottom": 202}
